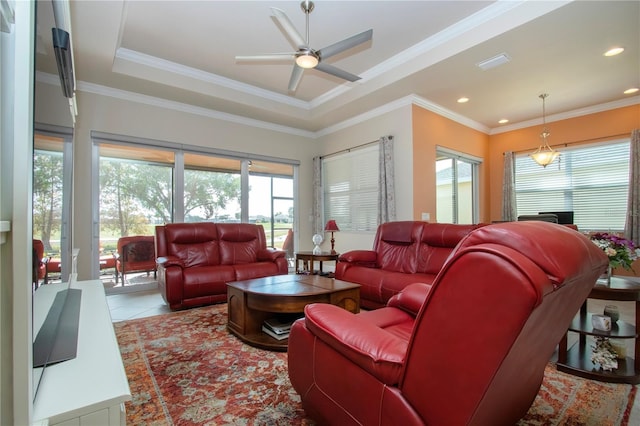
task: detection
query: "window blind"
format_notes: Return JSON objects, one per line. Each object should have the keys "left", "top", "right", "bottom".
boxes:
{"left": 515, "top": 140, "right": 630, "bottom": 231}
{"left": 323, "top": 144, "right": 379, "bottom": 232}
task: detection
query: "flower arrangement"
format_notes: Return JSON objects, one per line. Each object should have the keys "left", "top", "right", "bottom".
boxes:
{"left": 590, "top": 232, "right": 640, "bottom": 271}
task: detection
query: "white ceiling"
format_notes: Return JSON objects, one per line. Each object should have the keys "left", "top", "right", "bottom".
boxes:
{"left": 36, "top": 0, "right": 640, "bottom": 136}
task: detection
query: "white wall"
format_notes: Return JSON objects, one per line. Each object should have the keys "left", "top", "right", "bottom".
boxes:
{"left": 36, "top": 81, "right": 417, "bottom": 271}
{"left": 1, "top": 1, "right": 35, "bottom": 424}
{"left": 69, "top": 89, "right": 320, "bottom": 280}
{"left": 315, "top": 104, "right": 414, "bottom": 253}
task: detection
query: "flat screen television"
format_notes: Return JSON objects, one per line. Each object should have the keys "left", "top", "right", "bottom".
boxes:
{"left": 539, "top": 211, "right": 574, "bottom": 225}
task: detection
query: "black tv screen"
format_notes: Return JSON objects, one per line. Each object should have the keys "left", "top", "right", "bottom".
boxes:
{"left": 539, "top": 211, "right": 574, "bottom": 225}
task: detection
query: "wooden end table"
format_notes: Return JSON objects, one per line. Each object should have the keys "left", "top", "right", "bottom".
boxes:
{"left": 227, "top": 274, "right": 360, "bottom": 351}
{"left": 557, "top": 275, "right": 640, "bottom": 384}
{"left": 295, "top": 251, "right": 339, "bottom": 275}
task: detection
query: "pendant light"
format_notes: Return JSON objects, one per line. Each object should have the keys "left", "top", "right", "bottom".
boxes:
{"left": 529, "top": 93, "right": 560, "bottom": 167}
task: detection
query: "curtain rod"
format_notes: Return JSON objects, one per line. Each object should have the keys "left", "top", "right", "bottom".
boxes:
{"left": 320, "top": 135, "right": 393, "bottom": 160}
{"left": 504, "top": 132, "right": 630, "bottom": 155}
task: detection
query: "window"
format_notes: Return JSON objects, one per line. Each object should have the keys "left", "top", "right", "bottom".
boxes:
{"left": 323, "top": 144, "right": 378, "bottom": 232}
{"left": 515, "top": 139, "right": 630, "bottom": 231}
{"left": 92, "top": 132, "right": 298, "bottom": 280}
{"left": 436, "top": 147, "right": 481, "bottom": 224}
{"left": 33, "top": 127, "right": 73, "bottom": 281}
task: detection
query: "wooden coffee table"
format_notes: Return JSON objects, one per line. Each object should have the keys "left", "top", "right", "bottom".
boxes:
{"left": 227, "top": 274, "right": 360, "bottom": 351}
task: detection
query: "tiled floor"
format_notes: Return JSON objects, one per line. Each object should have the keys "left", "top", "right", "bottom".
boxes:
{"left": 107, "top": 287, "right": 171, "bottom": 322}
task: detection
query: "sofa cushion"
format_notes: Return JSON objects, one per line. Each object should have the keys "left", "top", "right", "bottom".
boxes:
{"left": 374, "top": 221, "right": 423, "bottom": 273}
{"left": 218, "top": 223, "right": 264, "bottom": 265}
{"left": 417, "top": 223, "right": 482, "bottom": 274}
{"left": 234, "top": 262, "right": 282, "bottom": 281}
{"left": 182, "top": 265, "right": 235, "bottom": 299}
{"left": 165, "top": 223, "right": 220, "bottom": 268}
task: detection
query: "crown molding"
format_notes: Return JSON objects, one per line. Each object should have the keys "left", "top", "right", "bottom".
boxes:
{"left": 38, "top": 71, "right": 637, "bottom": 141}
{"left": 490, "top": 96, "right": 640, "bottom": 135}
{"left": 114, "top": 47, "right": 310, "bottom": 110}
{"left": 316, "top": 96, "right": 414, "bottom": 138}
{"left": 411, "top": 95, "right": 490, "bottom": 134}
{"left": 76, "top": 77, "right": 315, "bottom": 138}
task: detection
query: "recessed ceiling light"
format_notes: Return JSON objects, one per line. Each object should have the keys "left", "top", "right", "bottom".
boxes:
{"left": 498, "top": 119, "right": 509, "bottom": 124}
{"left": 624, "top": 87, "right": 639, "bottom": 94}
{"left": 604, "top": 47, "right": 624, "bottom": 57}
{"left": 457, "top": 97, "right": 469, "bottom": 103}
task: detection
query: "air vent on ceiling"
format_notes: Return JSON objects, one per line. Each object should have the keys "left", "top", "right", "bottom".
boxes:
{"left": 476, "top": 53, "right": 511, "bottom": 71}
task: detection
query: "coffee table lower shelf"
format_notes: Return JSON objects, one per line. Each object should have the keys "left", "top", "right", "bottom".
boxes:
{"left": 227, "top": 274, "right": 360, "bottom": 351}
{"left": 557, "top": 343, "right": 640, "bottom": 384}
{"left": 229, "top": 328, "right": 292, "bottom": 352}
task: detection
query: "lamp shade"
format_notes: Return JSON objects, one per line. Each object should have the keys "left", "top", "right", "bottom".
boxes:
{"left": 324, "top": 220, "right": 339, "bottom": 232}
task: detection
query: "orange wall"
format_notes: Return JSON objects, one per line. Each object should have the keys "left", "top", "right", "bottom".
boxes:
{"left": 487, "top": 104, "right": 640, "bottom": 222}
{"left": 412, "top": 105, "right": 490, "bottom": 223}
{"left": 412, "top": 103, "right": 639, "bottom": 276}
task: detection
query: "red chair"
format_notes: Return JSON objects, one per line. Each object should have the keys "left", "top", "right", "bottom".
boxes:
{"left": 288, "top": 221, "right": 608, "bottom": 425}
{"left": 281, "top": 229, "right": 294, "bottom": 269}
{"left": 32, "top": 239, "right": 47, "bottom": 289}
{"left": 115, "top": 236, "right": 156, "bottom": 285}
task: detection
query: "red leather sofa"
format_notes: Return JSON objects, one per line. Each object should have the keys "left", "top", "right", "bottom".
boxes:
{"left": 335, "top": 221, "right": 485, "bottom": 309}
{"left": 155, "top": 222, "right": 288, "bottom": 310}
{"left": 288, "top": 221, "right": 608, "bottom": 425}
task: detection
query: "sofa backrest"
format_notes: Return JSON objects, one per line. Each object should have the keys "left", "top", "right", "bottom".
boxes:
{"left": 400, "top": 221, "right": 608, "bottom": 425}
{"left": 216, "top": 223, "right": 267, "bottom": 265}
{"left": 416, "top": 223, "right": 485, "bottom": 274}
{"left": 370, "top": 221, "right": 483, "bottom": 274}
{"left": 372, "top": 221, "right": 423, "bottom": 273}
{"left": 155, "top": 222, "right": 269, "bottom": 268}
{"left": 156, "top": 222, "right": 220, "bottom": 268}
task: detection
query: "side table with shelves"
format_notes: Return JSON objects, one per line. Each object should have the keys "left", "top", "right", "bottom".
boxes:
{"left": 295, "top": 251, "right": 339, "bottom": 275}
{"left": 557, "top": 276, "right": 640, "bottom": 384}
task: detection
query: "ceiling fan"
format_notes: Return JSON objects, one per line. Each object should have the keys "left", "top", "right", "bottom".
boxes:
{"left": 235, "top": 1, "right": 373, "bottom": 92}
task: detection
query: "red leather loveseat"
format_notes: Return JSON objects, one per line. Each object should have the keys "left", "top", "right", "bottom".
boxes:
{"left": 335, "top": 221, "right": 485, "bottom": 309}
{"left": 155, "top": 222, "right": 288, "bottom": 310}
{"left": 288, "top": 221, "right": 608, "bottom": 425}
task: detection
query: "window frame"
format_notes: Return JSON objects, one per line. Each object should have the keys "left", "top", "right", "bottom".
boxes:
{"left": 91, "top": 131, "right": 299, "bottom": 279}
{"left": 435, "top": 146, "right": 481, "bottom": 224}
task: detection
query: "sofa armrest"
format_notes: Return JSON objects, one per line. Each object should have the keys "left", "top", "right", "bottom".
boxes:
{"left": 257, "top": 248, "right": 286, "bottom": 261}
{"left": 302, "top": 303, "right": 407, "bottom": 385}
{"left": 156, "top": 256, "right": 184, "bottom": 268}
{"left": 387, "top": 283, "right": 432, "bottom": 317}
{"left": 338, "top": 250, "right": 378, "bottom": 267}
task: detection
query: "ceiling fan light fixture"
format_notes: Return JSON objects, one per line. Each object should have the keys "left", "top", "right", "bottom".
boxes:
{"left": 295, "top": 50, "right": 319, "bottom": 69}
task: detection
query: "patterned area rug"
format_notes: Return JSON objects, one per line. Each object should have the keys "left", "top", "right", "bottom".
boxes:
{"left": 114, "top": 304, "right": 637, "bottom": 425}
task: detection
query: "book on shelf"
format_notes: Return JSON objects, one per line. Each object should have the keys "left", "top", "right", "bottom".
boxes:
{"left": 263, "top": 317, "right": 293, "bottom": 334}
{"left": 262, "top": 325, "right": 289, "bottom": 341}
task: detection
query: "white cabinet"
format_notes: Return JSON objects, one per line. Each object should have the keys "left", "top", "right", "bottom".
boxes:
{"left": 32, "top": 280, "right": 131, "bottom": 425}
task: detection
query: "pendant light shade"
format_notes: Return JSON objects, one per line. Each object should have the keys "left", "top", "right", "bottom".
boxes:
{"left": 530, "top": 94, "right": 560, "bottom": 168}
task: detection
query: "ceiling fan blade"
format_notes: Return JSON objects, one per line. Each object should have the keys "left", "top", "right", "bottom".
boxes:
{"left": 315, "top": 62, "right": 361, "bottom": 82}
{"left": 288, "top": 65, "right": 304, "bottom": 92}
{"left": 271, "top": 7, "right": 306, "bottom": 49}
{"left": 318, "top": 29, "right": 373, "bottom": 60}
{"left": 235, "top": 54, "right": 294, "bottom": 62}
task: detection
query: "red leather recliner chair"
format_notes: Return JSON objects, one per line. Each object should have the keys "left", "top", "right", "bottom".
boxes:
{"left": 288, "top": 221, "right": 608, "bottom": 425}
{"left": 115, "top": 235, "right": 156, "bottom": 285}
{"left": 32, "top": 239, "right": 47, "bottom": 289}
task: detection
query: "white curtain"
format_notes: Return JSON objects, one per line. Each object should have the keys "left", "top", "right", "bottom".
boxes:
{"left": 502, "top": 151, "right": 517, "bottom": 221}
{"left": 312, "top": 156, "right": 323, "bottom": 235}
{"left": 625, "top": 129, "right": 640, "bottom": 244}
{"left": 378, "top": 136, "right": 396, "bottom": 224}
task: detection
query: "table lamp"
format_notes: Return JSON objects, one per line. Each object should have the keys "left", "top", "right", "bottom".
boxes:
{"left": 324, "top": 220, "right": 340, "bottom": 254}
